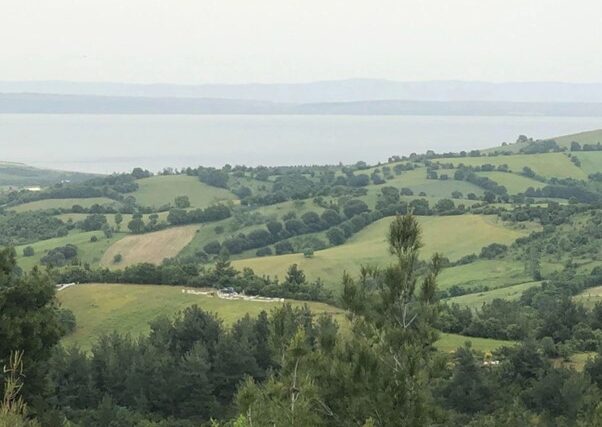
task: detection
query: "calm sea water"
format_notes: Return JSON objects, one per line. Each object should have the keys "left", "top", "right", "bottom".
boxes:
{"left": 1, "top": 114, "right": 602, "bottom": 174}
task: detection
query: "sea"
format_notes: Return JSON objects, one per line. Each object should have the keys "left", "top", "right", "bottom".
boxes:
{"left": 1, "top": 114, "right": 601, "bottom": 174}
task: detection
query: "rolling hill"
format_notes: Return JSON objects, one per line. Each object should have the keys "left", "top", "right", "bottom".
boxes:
{"left": 232, "top": 215, "right": 537, "bottom": 287}
{"left": 131, "top": 175, "right": 239, "bottom": 209}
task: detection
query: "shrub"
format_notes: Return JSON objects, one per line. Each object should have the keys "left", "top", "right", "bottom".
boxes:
{"left": 22, "top": 246, "right": 34, "bottom": 257}
{"left": 255, "top": 247, "right": 273, "bottom": 257}
{"left": 326, "top": 227, "right": 346, "bottom": 245}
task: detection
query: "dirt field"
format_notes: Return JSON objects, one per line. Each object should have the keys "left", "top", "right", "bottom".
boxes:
{"left": 100, "top": 225, "right": 198, "bottom": 267}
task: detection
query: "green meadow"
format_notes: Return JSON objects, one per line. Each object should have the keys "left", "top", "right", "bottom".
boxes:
{"left": 232, "top": 214, "right": 537, "bottom": 287}
{"left": 446, "top": 281, "right": 541, "bottom": 309}
{"left": 11, "top": 197, "right": 118, "bottom": 212}
{"left": 132, "top": 175, "right": 239, "bottom": 209}
{"left": 57, "top": 283, "right": 513, "bottom": 354}
{"left": 434, "top": 153, "right": 587, "bottom": 180}
{"left": 15, "top": 230, "right": 126, "bottom": 271}
{"left": 57, "top": 283, "right": 347, "bottom": 350}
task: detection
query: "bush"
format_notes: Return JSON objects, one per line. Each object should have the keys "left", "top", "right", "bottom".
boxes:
{"left": 203, "top": 240, "right": 222, "bottom": 254}
{"left": 479, "top": 243, "right": 508, "bottom": 259}
{"left": 343, "top": 199, "right": 369, "bottom": 218}
{"left": 303, "top": 248, "right": 314, "bottom": 258}
{"left": 113, "top": 254, "right": 123, "bottom": 264}
{"left": 274, "top": 240, "right": 294, "bottom": 255}
{"left": 326, "top": 227, "right": 346, "bottom": 245}
{"left": 22, "top": 246, "right": 34, "bottom": 257}
{"left": 255, "top": 247, "right": 273, "bottom": 257}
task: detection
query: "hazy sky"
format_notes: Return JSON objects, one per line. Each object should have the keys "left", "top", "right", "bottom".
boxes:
{"left": 2, "top": 0, "right": 602, "bottom": 84}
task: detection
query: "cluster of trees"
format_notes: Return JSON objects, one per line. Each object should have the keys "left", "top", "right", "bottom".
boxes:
{"left": 166, "top": 204, "right": 232, "bottom": 226}
{"left": 519, "top": 138, "right": 562, "bottom": 154}
{"left": 194, "top": 166, "right": 230, "bottom": 188}
{"left": 524, "top": 184, "right": 601, "bottom": 204}
{"left": 570, "top": 141, "right": 602, "bottom": 151}
{"left": 440, "top": 266, "right": 602, "bottom": 346}
{"left": 454, "top": 168, "right": 509, "bottom": 197}
{"left": 0, "top": 211, "right": 68, "bottom": 245}
{"left": 40, "top": 244, "right": 78, "bottom": 267}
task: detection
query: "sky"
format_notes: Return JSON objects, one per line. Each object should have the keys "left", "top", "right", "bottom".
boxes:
{"left": 2, "top": 0, "right": 602, "bottom": 84}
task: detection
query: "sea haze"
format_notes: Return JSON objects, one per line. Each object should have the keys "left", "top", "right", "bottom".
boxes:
{"left": 1, "top": 114, "right": 602, "bottom": 174}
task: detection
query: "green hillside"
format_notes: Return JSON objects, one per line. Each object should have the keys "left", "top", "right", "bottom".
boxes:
{"left": 474, "top": 171, "right": 546, "bottom": 194}
{"left": 446, "top": 281, "right": 541, "bottom": 309}
{"left": 58, "top": 283, "right": 514, "bottom": 354}
{"left": 438, "top": 259, "right": 532, "bottom": 292}
{"left": 57, "top": 283, "right": 347, "bottom": 350}
{"left": 15, "top": 230, "right": 126, "bottom": 271}
{"left": 573, "top": 151, "right": 602, "bottom": 175}
{"left": 232, "top": 215, "right": 537, "bottom": 287}
{"left": 433, "top": 153, "right": 587, "bottom": 180}
{"left": 132, "top": 175, "right": 239, "bottom": 209}
{"left": 11, "top": 197, "right": 118, "bottom": 212}
{"left": 555, "top": 129, "right": 602, "bottom": 148}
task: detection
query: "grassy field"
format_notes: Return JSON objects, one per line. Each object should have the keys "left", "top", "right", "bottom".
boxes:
{"left": 438, "top": 259, "right": 532, "bottom": 291}
{"left": 446, "top": 281, "right": 541, "bottom": 309}
{"left": 378, "top": 168, "right": 485, "bottom": 198}
{"left": 434, "top": 153, "right": 587, "bottom": 180}
{"left": 552, "top": 352, "right": 597, "bottom": 372}
{"left": 475, "top": 171, "right": 546, "bottom": 194}
{"left": 11, "top": 197, "right": 118, "bottom": 212}
{"left": 555, "top": 129, "right": 602, "bottom": 148}
{"left": 57, "top": 283, "right": 347, "bottom": 350}
{"left": 15, "top": 230, "right": 126, "bottom": 270}
{"left": 57, "top": 283, "right": 511, "bottom": 354}
{"left": 434, "top": 333, "right": 515, "bottom": 353}
{"left": 573, "top": 285, "right": 602, "bottom": 309}
{"left": 132, "top": 175, "right": 238, "bottom": 209}
{"left": 100, "top": 225, "right": 199, "bottom": 267}
{"left": 232, "top": 215, "right": 536, "bottom": 287}
{"left": 574, "top": 151, "right": 602, "bottom": 175}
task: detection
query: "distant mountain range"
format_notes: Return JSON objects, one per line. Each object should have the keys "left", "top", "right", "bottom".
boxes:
{"left": 4, "top": 93, "right": 602, "bottom": 116}
{"left": 4, "top": 79, "right": 602, "bottom": 115}
{"left": 5, "top": 79, "right": 602, "bottom": 103}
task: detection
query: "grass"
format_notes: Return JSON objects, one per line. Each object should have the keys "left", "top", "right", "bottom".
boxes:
{"left": 574, "top": 152, "right": 602, "bottom": 175}
{"left": 555, "top": 129, "right": 602, "bottom": 148}
{"left": 433, "top": 153, "right": 587, "bottom": 180}
{"left": 232, "top": 215, "right": 536, "bottom": 288}
{"left": 435, "top": 333, "right": 515, "bottom": 353}
{"left": 100, "top": 225, "right": 199, "bottom": 267}
{"left": 57, "top": 283, "right": 347, "bottom": 350}
{"left": 58, "top": 283, "right": 512, "bottom": 354}
{"left": 438, "top": 259, "right": 533, "bottom": 292}
{"left": 573, "top": 285, "right": 602, "bottom": 309}
{"left": 552, "top": 352, "right": 597, "bottom": 372}
{"left": 15, "top": 230, "right": 126, "bottom": 270}
{"left": 132, "top": 175, "right": 238, "bottom": 209}
{"left": 475, "top": 171, "right": 546, "bottom": 194}
{"left": 10, "top": 197, "right": 117, "bottom": 212}
{"left": 377, "top": 168, "right": 484, "bottom": 198}
{"left": 446, "top": 281, "right": 541, "bottom": 309}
